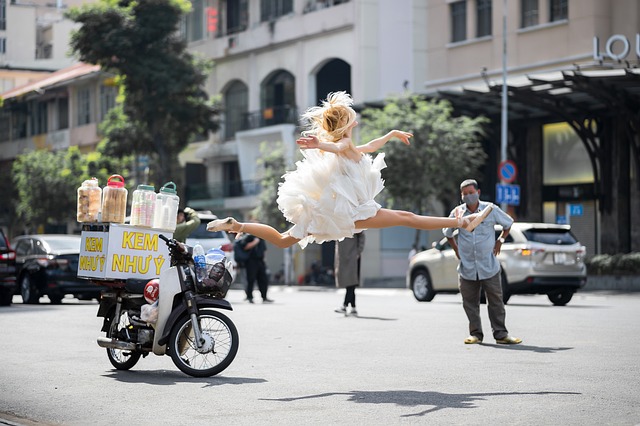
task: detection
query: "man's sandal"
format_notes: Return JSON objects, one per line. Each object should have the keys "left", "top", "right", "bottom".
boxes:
{"left": 495, "top": 336, "right": 522, "bottom": 344}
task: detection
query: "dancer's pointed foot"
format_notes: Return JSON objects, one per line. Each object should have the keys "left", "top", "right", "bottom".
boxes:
{"left": 458, "top": 205, "right": 493, "bottom": 232}
{"left": 206, "top": 217, "right": 244, "bottom": 233}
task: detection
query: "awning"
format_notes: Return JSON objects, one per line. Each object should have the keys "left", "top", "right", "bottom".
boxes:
{"left": 434, "top": 66, "right": 640, "bottom": 121}
{"left": 0, "top": 62, "right": 102, "bottom": 101}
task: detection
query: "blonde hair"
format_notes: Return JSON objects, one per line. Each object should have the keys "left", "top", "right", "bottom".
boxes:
{"left": 301, "top": 91, "right": 357, "bottom": 142}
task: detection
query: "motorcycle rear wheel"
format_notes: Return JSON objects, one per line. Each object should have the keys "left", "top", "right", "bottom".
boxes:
{"left": 168, "top": 309, "right": 239, "bottom": 377}
{"left": 106, "top": 309, "right": 142, "bottom": 370}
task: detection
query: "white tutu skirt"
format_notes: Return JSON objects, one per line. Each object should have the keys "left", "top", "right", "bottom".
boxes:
{"left": 277, "top": 150, "right": 386, "bottom": 248}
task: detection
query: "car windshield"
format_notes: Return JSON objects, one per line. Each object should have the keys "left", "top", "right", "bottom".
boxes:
{"left": 189, "top": 224, "right": 225, "bottom": 239}
{"left": 0, "top": 232, "right": 7, "bottom": 250}
{"left": 42, "top": 237, "right": 81, "bottom": 252}
{"left": 521, "top": 228, "right": 578, "bottom": 245}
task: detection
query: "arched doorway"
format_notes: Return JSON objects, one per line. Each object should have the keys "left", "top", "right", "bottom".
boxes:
{"left": 260, "top": 70, "right": 296, "bottom": 127}
{"left": 315, "top": 58, "right": 351, "bottom": 105}
{"left": 313, "top": 58, "right": 352, "bottom": 269}
{"left": 223, "top": 80, "right": 248, "bottom": 140}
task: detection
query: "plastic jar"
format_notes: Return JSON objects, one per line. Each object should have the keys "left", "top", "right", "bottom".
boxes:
{"left": 101, "top": 175, "right": 128, "bottom": 223}
{"left": 153, "top": 182, "right": 180, "bottom": 232}
{"left": 77, "top": 177, "right": 102, "bottom": 222}
{"left": 130, "top": 184, "right": 156, "bottom": 227}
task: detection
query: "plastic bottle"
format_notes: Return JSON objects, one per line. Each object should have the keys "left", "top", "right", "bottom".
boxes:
{"left": 77, "top": 177, "right": 102, "bottom": 222}
{"left": 130, "top": 184, "right": 156, "bottom": 227}
{"left": 193, "top": 244, "right": 207, "bottom": 282}
{"left": 153, "top": 182, "right": 180, "bottom": 232}
{"left": 101, "top": 175, "right": 128, "bottom": 223}
{"left": 205, "top": 248, "right": 227, "bottom": 282}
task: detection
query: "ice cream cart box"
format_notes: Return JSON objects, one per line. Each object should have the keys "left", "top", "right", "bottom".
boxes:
{"left": 78, "top": 223, "right": 172, "bottom": 280}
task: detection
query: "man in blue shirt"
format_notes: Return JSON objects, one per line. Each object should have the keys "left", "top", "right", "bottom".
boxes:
{"left": 444, "top": 179, "right": 522, "bottom": 345}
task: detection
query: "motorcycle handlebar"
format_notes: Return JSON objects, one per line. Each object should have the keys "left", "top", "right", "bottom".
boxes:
{"left": 159, "top": 234, "right": 189, "bottom": 256}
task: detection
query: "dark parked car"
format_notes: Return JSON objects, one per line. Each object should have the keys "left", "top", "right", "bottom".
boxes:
{"left": 0, "top": 228, "right": 16, "bottom": 306}
{"left": 13, "top": 234, "right": 105, "bottom": 304}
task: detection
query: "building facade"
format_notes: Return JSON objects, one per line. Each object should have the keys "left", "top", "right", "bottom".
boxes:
{"left": 1, "top": 0, "right": 637, "bottom": 284}
{"left": 182, "top": 0, "right": 431, "bottom": 283}
{"left": 422, "top": 0, "right": 639, "bottom": 256}
{"left": 1, "top": 0, "right": 86, "bottom": 89}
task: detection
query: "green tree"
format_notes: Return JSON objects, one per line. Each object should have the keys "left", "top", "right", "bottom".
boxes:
{"left": 66, "top": 0, "right": 219, "bottom": 186}
{"left": 252, "top": 142, "right": 289, "bottom": 232}
{"left": 12, "top": 146, "right": 130, "bottom": 231}
{"left": 360, "top": 95, "right": 488, "bottom": 245}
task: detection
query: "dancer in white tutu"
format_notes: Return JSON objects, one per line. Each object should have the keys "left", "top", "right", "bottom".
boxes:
{"left": 207, "top": 91, "right": 491, "bottom": 248}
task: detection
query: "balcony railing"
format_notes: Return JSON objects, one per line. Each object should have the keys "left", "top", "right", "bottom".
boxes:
{"left": 186, "top": 180, "right": 262, "bottom": 203}
{"left": 242, "top": 105, "right": 298, "bottom": 130}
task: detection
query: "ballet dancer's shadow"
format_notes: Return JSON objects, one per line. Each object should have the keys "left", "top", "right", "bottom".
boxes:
{"left": 261, "top": 389, "right": 580, "bottom": 417}
{"left": 481, "top": 343, "right": 574, "bottom": 354}
{"left": 346, "top": 315, "right": 397, "bottom": 321}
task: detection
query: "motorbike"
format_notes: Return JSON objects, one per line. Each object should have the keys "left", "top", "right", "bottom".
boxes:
{"left": 93, "top": 235, "right": 239, "bottom": 377}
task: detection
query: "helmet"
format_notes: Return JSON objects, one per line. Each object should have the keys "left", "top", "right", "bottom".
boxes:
{"left": 144, "top": 279, "right": 160, "bottom": 304}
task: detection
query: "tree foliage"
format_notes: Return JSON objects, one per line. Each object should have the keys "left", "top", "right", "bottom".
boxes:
{"left": 11, "top": 145, "right": 131, "bottom": 230}
{"left": 252, "top": 142, "right": 289, "bottom": 232}
{"left": 360, "top": 95, "right": 489, "bottom": 214}
{"left": 65, "top": 0, "right": 219, "bottom": 185}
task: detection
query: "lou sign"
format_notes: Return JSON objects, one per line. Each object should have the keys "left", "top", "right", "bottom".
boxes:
{"left": 593, "top": 34, "right": 640, "bottom": 61}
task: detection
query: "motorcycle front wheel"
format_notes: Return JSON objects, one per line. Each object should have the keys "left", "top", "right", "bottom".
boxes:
{"left": 168, "top": 309, "right": 239, "bottom": 377}
{"left": 106, "top": 309, "right": 142, "bottom": 370}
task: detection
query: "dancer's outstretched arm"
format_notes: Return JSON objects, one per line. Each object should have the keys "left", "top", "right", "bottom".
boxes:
{"left": 296, "top": 135, "right": 350, "bottom": 153}
{"left": 356, "top": 130, "right": 412, "bottom": 153}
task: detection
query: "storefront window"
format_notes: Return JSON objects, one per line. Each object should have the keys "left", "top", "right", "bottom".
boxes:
{"left": 543, "top": 122, "right": 594, "bottom": 185}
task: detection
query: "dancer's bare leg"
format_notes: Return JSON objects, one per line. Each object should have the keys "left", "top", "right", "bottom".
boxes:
{"left": 242, "top": 223, "right": 300, "bottom": 248}
{"left": 207, "top": 218, "right": 300, "bottom": 248}
{"left": 355, "top": 208, "right": 468, "bottom": 230}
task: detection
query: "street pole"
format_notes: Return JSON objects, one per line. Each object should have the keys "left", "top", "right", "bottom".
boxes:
{"left": 500, "top": 0, "right": 508, "bottom": 211}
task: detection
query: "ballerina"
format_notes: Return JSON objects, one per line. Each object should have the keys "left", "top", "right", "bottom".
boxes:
{"left": 207, "top": 91, "right": 491, "bottom": 249}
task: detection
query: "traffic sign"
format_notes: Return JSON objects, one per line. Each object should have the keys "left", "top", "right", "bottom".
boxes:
{"left": 498, "top": 160, "right": 518, "bottom": 183}
{"left": 569, "top": 204, "right": 583, "bottom": 216}
{"left": 496, "top": 183, "right": 520, "bottom": 206}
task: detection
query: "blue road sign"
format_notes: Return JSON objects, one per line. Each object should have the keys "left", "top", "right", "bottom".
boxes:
{"left": 496, "top": 183, "right": 520, "bottom": 206}
{"left": 498, "top": 160, "right": 518, "bottom": 183}
{"left": 569, "top": 204, "right": 583, "bottom": 216}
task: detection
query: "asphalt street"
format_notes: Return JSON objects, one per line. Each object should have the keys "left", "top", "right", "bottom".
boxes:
{"left": 1, "top": 287, "right": 639, "bottom": 425}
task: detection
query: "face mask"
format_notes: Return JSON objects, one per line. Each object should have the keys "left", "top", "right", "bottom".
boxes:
{"left": 462, "top": 193, "right": 479, "bottom": 205}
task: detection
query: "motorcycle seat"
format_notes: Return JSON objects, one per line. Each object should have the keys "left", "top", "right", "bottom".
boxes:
{"left": 124, "top": 279, "right": 148, "bottom": 294}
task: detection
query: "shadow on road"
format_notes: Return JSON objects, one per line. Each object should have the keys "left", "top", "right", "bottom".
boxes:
{"left": 479, "top": 343, "right": 573, "bottom": 353}
{"left": 338, "top": 315, "right": 397, "bottom": 321}
{"left": 102, "top": 370, "right": 267, "bottom": 387}
{"left": 261, "top": 389, "right": 581, "bottom": 417}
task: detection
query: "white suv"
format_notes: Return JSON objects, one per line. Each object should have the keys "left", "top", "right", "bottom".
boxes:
{"left": 407, "top": 222, "right": 587, "bottom": 306}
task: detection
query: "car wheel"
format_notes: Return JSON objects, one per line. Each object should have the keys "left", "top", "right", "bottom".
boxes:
{"left": 501, "top": 270, "right": 511, "bottom": 304}
{"left": 548, "top": 290, "right": 573, "bottom": 306}
{"left": 20, "top": 274, "right": 40, "bottom": 304}
{"left": 411, "top": 269, "right": 435, "bottom": 302}
{"left": 0, "top": 288, "right": 12, "bottom": 306}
